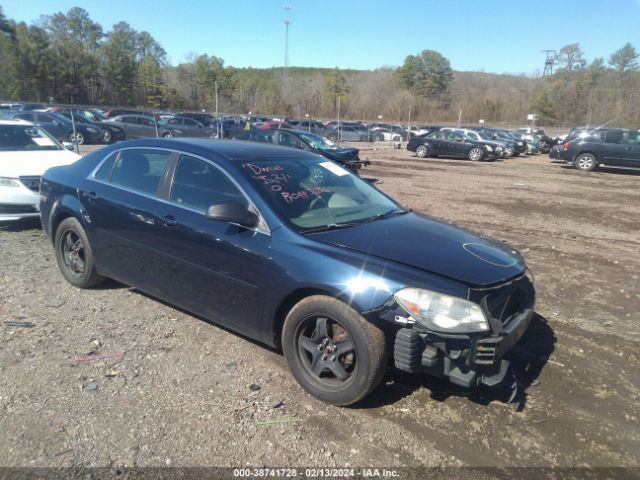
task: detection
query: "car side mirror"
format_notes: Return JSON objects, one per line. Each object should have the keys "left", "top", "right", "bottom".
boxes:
{"left": 62, "top": 142, "right": 75, "bottom": 151}
{"left": 206, "top": 202, "right": 258, "bottom": 228}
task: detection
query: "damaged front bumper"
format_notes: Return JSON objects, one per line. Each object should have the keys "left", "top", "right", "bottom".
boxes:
{"left": 393, "top": 308, "right": 533, "bottom": 388}
{"left": 376, "top": 273, "right": 536, "bottom": 389}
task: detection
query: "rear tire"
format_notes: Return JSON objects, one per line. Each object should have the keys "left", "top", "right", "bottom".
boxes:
{"left": 54, "top": 217, "right": 104, "bottom": 288}
{"left": 69, "top": 132, "right": 85, "bottom": 145}
{"left": 575, "top": 153, "right": 597, "bottom": 171}
{"left": 327, "top": 133, "right": 338, "bottom": 142}
{"left": 282, "top": 295, "right": 387, "bottom": 406}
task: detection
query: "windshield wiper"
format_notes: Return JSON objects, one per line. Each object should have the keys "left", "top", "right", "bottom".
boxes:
{"left": 301, "top": 222, "right": 361, "bottom": 234}
{"left": 360, "top": 208, "right": 411, "bottom": 225}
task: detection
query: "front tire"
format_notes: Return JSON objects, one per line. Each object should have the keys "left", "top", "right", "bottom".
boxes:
{"left": 416, "top": 144, "right": 428, "bottom": 158}
{"left": 282, "top": 295, "right": 387, "bottom": 406}
{"left": 54, "top": 217, "right": 104, "bottom": 288}
{"left": 163, "top": 132, "right": 173, "bottom": 138}
{"left": 469, "top": 147, "right": 484, "bottom": 161}
{"left": 102, "top": 130, "right": 112, "bottom": 143}
{"left": 575, "top": 153, "right": 597, "bottom": 171}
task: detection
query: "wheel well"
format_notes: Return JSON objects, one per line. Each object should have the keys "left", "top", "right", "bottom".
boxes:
{"left": 272, "top": 287, "right": 336, "bottom": 351}
{"left": 51, "top": 211, "right": 74, "bottom": 240}
{"left": 575, "top": 151, "right": 599, "bottom": 162}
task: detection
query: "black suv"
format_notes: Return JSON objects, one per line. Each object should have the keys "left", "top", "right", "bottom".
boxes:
{"left": 560, "top": 128, "right": 640, "bottom": 171}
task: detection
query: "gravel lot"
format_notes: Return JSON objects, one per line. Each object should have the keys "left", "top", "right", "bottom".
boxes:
{"left": 1, "top": 144, "right": 639, "bottom": 472}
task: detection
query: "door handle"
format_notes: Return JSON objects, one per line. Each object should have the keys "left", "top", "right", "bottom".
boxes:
{"left": 84, "top": 191, "right": 97, "bottom": 202}
{"left": 163, "top": 215, "right": 178, "bottom": 227}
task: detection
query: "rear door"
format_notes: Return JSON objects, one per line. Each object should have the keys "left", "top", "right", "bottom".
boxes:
{"left": 79, "top": 148, "right": 174, "bottom": 289}
{"left": 151, "top": 154, "right": 271, "bottom": 338}
{"left": 599, "top": 130, "right": 627, "bottom": 165}
{"left": 120, "top": 116, "right": 141, "bottom": 138}
{"left": 137, "top": 116, "right": 158, "bottom": 138}
{"left": 621, "top": 131, "right": 640, "bottom": 168}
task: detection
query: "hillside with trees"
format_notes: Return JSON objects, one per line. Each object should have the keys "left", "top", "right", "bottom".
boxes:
{"left": 1, "top": 7, "right": 639, "bottom": 127}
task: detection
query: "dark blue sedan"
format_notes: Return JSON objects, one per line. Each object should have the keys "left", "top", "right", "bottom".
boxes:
{"left": 40, "top": 139, "right": 536, "bottom": 405}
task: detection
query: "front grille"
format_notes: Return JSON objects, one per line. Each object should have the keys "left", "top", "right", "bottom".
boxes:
{"left": 469, "top": 274, "right": 535, "bottom": 326}
{"left": 19, "top": 176, "right": 41, "bottom": 193}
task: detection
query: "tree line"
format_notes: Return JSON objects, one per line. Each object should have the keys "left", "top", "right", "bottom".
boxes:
{"left": 1, "top": 6, "right": 639, "bottom": 127}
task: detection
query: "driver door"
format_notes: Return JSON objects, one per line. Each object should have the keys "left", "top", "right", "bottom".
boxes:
{"left": 151, "top": 154, "right": 271, "bottom": 338}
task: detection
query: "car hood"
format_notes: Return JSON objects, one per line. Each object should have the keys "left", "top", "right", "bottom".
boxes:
{"left": 0, "top": 150, "right": 81, "bottom": 177}
{"left": 319, "top": 147, "right": 360, "bottom": 161}
{"left": 311, "top": 212, "right": 525, "bottom": 287}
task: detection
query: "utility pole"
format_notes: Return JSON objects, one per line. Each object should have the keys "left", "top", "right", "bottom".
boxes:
{"left": 215, "top": 80, "right": 219, "bottom": 138}
{"left": 283, "top": 5, "right": 292, "bottom": 85}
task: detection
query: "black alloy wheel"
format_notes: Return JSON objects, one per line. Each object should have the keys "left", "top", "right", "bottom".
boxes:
{"left": 282, "top": 296, "right": 387, "bottom": 405}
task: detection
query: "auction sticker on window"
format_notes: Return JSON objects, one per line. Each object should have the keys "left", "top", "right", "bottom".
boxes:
{"left": 32, "top": 137, "right": 56, "bottom": 147}
{"left": 319, "top": 161, "right": 349, "bottom": 176}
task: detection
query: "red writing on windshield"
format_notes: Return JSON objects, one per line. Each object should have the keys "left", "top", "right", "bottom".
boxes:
{"left": 281, "top": 187, "right": 331, "bottom": 204}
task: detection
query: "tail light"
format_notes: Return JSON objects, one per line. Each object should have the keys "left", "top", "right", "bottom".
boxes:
{"left": 562, "top": 141, "right": 571, "bottom": 151}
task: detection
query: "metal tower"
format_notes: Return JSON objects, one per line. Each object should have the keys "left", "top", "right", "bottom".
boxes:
{"left": 283, "top": 5, "right": 292, "bottom": 82}
{"left": 542, "top": 50, "right": 556, "bottom": 76}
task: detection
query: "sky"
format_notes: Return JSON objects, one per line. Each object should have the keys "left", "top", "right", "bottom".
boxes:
{"left": 2, "top": 0, "right": 640, "bottom": 75}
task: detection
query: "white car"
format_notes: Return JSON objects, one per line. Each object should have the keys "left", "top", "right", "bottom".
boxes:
{"left": 0, "top": 119, "right": 80, "bottom": 222}
{"left": 370, "top": 127, "right": 402, "bottom": 142}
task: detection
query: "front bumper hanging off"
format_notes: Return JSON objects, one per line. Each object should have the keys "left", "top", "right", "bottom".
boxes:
{"left": 393, "top": 307, "right": 534, "bottom": 388}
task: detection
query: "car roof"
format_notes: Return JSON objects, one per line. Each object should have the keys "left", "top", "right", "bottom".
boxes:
{"left": 0, "top": 118, "right": 33, "bottom": 126}
{"left": 108, "top": 138, "right": 318, "bottom": 162}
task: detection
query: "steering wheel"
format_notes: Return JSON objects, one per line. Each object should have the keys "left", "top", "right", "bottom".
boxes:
{"left": 309, "top": 194, "right": 329, "bottom": 210}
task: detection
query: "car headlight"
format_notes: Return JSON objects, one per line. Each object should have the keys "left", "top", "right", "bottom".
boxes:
{"left": 0, "top": 177, "right": 21, "bottom": 188}
{"left": 485, "top": 145, "right": 493, "bottom": 151}
{"left": 517, "top": 141, "right": 523, "bottom": 146}
{"left": 394, "top": 288, "right": 489, "bottom": 333}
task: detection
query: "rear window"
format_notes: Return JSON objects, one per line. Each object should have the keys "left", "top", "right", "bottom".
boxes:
{"left": 603, "top": 130, "right": 624, "bottom": 144}
{"left": 108, "top": 149, "right": 172, "bottom": 196}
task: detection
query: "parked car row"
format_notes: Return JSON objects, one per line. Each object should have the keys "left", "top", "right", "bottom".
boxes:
{"left": 406, "top": 125, "right": 547, "bottom": 161}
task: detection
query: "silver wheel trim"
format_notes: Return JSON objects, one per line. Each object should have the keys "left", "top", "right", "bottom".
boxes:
{"left": 470, "top": 148, "right": 482, "bottom": 160}
{"left": 577, "top": 156, "right": 593, "bottom": 169}
{"left": 416, "top": 145, "right": 427, "bottom": 157}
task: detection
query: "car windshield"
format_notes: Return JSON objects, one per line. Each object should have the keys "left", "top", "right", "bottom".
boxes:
{"left": 297, "top": 132, "right": 338, "bottom": 150}
{"left": 240, "top": 158, "right": 402, "bottom": 231}
{"left": 0, "top": 124, "right": 63, "bottom": 152}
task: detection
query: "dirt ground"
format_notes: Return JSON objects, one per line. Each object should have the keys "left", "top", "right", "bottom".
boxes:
{"left": 0, "top": 143, "right": 638, "bottom": 474}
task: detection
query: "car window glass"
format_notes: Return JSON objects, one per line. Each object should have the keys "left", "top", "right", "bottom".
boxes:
{"left": 94, "top": 152, "right": 118, "bottom": 181}
{"left": 139, "top": 117, "right": 155, "bottom": 127}
{"left": 604, "top": 131, "right": 624, "bottom": 144}
{"left": 0, "top": 124, "right": 62, "bottom": 151}
{"left": 184, "top": 119, "right": 198, "bottom": 127}
{"left": 17, "top": 113, "right": 35, "bottom": 121}
{"left": 626, "top": 132, "right": 639, "bottom": 145}
{"left": 170, "top": 155, "right": 247, "bottom": 212}
{"left": 121, "top": 117, "right": 136, "bottom": 124}
{"left": 109, "top": 149, "right": 171, "bottom": 196}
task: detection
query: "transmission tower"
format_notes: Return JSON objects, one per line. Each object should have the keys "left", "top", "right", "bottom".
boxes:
{"left": 542, "top": 50, "right": 556, "bottom": 76}
{"left": 283, "top": 5, "right": 292, "bottom": 83}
